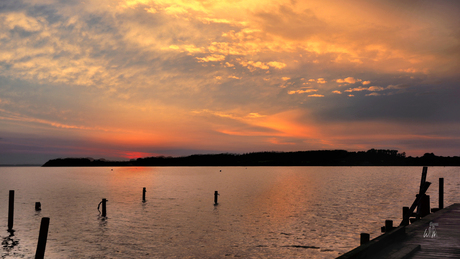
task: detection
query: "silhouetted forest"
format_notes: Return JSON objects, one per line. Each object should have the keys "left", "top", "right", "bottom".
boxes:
{"left": 42, "top": 149, "right": 460, "bottom": 167}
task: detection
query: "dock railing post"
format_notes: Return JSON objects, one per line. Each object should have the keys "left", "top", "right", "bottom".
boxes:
{"left": 439, "top": 178, "right": 444, "bottom": 209}
{"left": 385, "top": 220, "right": 393, "bottom": 233}
{"left": 35, "top": 217, "right": 50, "bottom": 259}
{"left": 402, "top": 207, "right": 409, "bottom": 226}
{"left": 8, "top": 190, "right": 14, "bottom": 231}
{"left": 419, "top": 195, "right": 430, "bottom": 217}
{"left": 360, "top": 233, "right": 370, "bottom": 245}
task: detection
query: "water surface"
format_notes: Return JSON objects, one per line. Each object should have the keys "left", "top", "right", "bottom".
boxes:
{"left": 1, "top": 166, "right": 459, "bottom": 258}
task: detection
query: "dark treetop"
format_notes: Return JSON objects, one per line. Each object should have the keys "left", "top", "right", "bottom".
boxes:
{"left": 42, "top": 149, "right": 460, "bottom": 166}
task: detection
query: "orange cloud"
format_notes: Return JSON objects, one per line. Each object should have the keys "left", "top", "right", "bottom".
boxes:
{"left": 267, "top": 61, "right": 287, "bottom": 69}
{"left": 367, "top": 86, "right": 384, "bottom": 91}
{"left": 196, "top": 54, "right": 226, "bottom": 62}
{"left": 336, "top": 77, "right": 357, "bottom": 84}
{"left": 288, "top": 89, "right": 318, "bottom": 94}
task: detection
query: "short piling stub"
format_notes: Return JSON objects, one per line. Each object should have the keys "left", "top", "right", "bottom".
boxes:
{"left": 35, "top": 217, "right": 50, "bottom": 259}
{"left": 35, "top": 202, "right": 41, "bottom": 211}
{"left": 419, "top": 195, "right": 430, "bottom": 217}
{"left": 143, "top": 187, "right": 146, "bottom": 202}
{"left": 214, "top": 191, "right": 219, "bottom": 205}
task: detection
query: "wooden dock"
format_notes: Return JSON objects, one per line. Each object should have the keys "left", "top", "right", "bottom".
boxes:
{"left": 339, "top": 167, "right": 459, "bottom": 259}
{"left": 338, "top": 203, "right": 460, "bottom": 258}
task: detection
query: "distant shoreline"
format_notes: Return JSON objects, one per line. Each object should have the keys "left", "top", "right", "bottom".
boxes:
{"left": 42, "top": 149, "right": 460, "bottom": 167}
{"left": 0, "top": 164, "right": 42, "bottom": 167}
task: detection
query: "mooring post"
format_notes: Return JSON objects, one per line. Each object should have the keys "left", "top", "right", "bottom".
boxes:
{"left": 402, "top": 207, "right": 410, "bottom": 226}
{"left": 420, "top": 195, "right": 430, "bottom": 217}
{"left": 214, "top": 191, "right": 219, "bottom": 205}
{"left": 35, "top": 202, "right": 41, "bottom": 211}
{"left": 102, "top": 198, "right": 107, "bottom": 217}
{"left": 8, "top": 190, "right": 14, "bottom": 231}
{"left": 143, "top": 187, "right": 146, "bottom": 202}
{"left": 385, "top": 220, "right": 393, "bottom": 233}
{"left": 360, "top": 233, "right": 370, "bottom": 245}
{"left": 439, "top": 178, "right": 444, "bottom": 209}
{"left": 35, "top": 217, "right": 50, "bottom": 259}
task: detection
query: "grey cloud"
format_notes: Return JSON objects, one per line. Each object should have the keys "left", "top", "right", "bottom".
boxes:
{"left": 314, "top": 81, "right": 460, "bottom": 124}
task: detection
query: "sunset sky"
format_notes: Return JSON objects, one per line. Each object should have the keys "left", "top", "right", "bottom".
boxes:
{"left": 1, "top": 0, "right": 460, "bottom": 164}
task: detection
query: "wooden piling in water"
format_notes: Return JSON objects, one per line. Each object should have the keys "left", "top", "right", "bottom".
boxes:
{"left": 143, "top": 187, "right": 146, "bottom": 202}
{"left": 101, "top": 198, "right": 107, "bottom": 217}
{"left": 35, "top": 202, "right": 41, "bottom": 211}
{"left": 360, "top": 233, "right": 370, "bottom": 245}
{"left": 439, "top": 178, "right": 444, "bottom": 209}
{"left": 35, "top": 217, "right": 50, "bottom": 259}
{"left": 214, "top": 191, "right": 219, "bottom": 205}
{"left": 8, "top": 190, "right": 14, "bottom": 231}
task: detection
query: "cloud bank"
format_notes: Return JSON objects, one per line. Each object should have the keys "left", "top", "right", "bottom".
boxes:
{"left": 1, "top": 0, "right": 460, "bottom": 163}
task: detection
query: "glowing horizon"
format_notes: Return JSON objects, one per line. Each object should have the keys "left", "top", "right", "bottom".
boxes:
{"left": 1, "top": 0, "right": 459, "bottom": 164}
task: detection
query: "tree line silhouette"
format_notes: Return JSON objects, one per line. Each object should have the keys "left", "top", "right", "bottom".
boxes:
{"left": 42, "top": 149, "right": 460, "bottom": 167}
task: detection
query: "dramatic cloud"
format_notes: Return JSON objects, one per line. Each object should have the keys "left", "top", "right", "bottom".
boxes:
{"left": 1, "top": 0, "right": 460, "bottom": 163}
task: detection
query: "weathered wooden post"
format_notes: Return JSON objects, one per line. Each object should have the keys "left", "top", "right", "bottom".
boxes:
{"left": 419, "top": 166, "right": 427, "bottom": 194}
{"left": 419, "top": 195, "right": 430, "bottom": 217}
{"left": 35, "top": 202, "right": 41, "bottom": 211}
{"left": 439, "top": 178, "right": 444, "bottom": 209}
{"left": 101, "top": 198, "right": 107, "bottom": 217}
{"left": 143, "top": 187, "right": 146, "bottom": 202}
{"left": 400, "top": 167, "right": 432, "bottom": 226}
{"left": 35, "top": 217, "right": 50, "bottom": 259}
{"left": 385, "top": 220, "right": 393, "bottom": 233}
{"left": 8, "top": 190, "right": 14, "bottom": 231}
{"left": 360, "top": 233, "right": 370, "bottom": 245}
{"left": 402, "top": 207, "right": 410, "bottom": 226}
{"left": 214, "top": 191, "right": 219, "bottom": 205}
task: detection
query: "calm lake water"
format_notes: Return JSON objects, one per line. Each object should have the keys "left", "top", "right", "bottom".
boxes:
{"left": 1, "top": 166, "right": 459, "bottom": 258}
